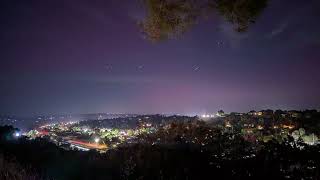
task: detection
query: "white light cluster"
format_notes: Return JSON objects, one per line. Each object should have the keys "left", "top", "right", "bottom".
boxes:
{"left": 201, "top": 114, "right": 215, "bottom": 118}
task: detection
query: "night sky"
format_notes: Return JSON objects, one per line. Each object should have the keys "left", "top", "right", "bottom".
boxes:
{"left": 1, "top": 0, "right": 320, "bottom": 116}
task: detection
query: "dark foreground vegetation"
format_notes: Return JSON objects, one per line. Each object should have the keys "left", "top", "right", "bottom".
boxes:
{"left": 1, "top": 119, "right": 320, "bottom": 180}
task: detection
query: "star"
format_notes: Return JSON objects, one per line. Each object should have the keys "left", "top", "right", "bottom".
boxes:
{"left": 137, "top": 65, "right": 144, "bottom": 71}
{"left": 217, "top": 41, "right": 224, "bottom": 47}
{"left": 105, "top": 64, "right": 113, "bottom": 72}
{"left": 193, "top": 66, "right": 200, "bottom": 72}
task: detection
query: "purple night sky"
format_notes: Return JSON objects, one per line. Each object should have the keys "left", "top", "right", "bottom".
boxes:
{"left": 0, "top": 0, "right": 320, "bottom": 116}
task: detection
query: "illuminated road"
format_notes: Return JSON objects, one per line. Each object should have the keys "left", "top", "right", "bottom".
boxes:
{"left": 68, "top": 140, "right": 107, "bottom": 150}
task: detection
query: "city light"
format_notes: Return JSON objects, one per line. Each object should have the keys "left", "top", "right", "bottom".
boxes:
{"left": 201, "top": 114, "right": 215, "bottom": 118}
{"left": 94, "top": 138, "right": 100, "bottom": 143}
{"left": 14, "top": 132, "right": 21, "bottom": 137}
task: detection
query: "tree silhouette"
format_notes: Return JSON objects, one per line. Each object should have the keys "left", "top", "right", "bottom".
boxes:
{"left": 140, "top": 0, "right": 200, "bottom": 41}
{"left": 140, "top": 0, "right": 268, "bottom": 41}
{"left": 213, "top": 0, "right": 268, "bottom": 32}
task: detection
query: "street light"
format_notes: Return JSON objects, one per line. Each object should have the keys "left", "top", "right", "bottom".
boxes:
{"left": 14, "top": 132, "right": 21, "bottom": 137}
{"left": 94, "top": 138, "right": 100, "bottom": 143}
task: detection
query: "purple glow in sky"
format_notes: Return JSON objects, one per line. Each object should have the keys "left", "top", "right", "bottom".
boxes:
{"left": 0, "top": 0, "right": 319, "bottom": 116}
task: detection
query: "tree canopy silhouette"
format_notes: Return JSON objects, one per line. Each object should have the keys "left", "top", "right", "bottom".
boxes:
{"left": 213, "top": 0, "right": 268, "bottom": 32}
{"left": 140, "top": 0, "right": 268, "bottom": 41}
{"left": 140, "top": 0, "right": 200, "bottom": 41}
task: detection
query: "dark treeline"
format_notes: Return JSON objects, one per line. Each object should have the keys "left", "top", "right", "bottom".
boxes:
{"left": 0, "top": 121, "right": 320, "bottom": 180}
